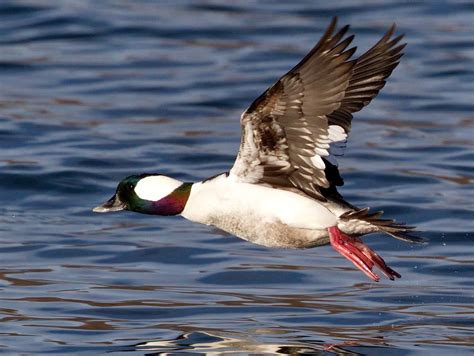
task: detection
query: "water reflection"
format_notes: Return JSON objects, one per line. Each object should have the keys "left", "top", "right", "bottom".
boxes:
{"left": 129, "top": 331, "right": 363, "bottom": 355}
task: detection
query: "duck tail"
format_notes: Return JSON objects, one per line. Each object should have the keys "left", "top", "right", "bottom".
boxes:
{"left": 340, "top": 208, "right": 427, "bottom": 244}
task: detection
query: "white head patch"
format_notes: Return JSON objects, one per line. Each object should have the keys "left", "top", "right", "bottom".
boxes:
{"left": 134, "top": 175, "right": 183, "bottom": 201}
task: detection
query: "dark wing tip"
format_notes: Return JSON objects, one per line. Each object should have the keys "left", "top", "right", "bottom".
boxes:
{"left": 387, "top": 23, "right": 396, "bottom": 37}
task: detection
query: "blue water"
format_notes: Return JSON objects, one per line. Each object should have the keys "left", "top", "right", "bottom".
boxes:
{"left": 1, "top": 1, "right": 473, "bottom": 354}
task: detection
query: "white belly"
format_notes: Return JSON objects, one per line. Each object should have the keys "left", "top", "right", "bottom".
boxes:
{"left": 181, "top": 175, "right": 337, "bottom": 231}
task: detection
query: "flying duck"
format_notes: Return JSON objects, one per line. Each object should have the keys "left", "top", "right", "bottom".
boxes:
{"left": 93, "top": 18, "right": 424, "bottom": 282}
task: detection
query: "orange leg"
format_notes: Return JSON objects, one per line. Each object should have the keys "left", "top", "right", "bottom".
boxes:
{"left": 328, "top": 226, "right": 401, "bottom": 281}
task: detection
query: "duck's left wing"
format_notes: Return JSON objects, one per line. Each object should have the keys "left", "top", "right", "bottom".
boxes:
{"left": 230, "top": 18, "right": 355, "bottom": 200}
{"left": 230, "top": 18, "right": 405, "bottom": 201}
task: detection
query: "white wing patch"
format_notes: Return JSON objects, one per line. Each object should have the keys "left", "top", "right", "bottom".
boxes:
{"left": 328, "top": 125, "right": 348, "bottom": 157}
{"left": 310, "top": 155, "right": 326, "bottom": 169}
{"left": 310, "top": 125, "right": 347, "bottom": 171}
{"left": 328, "top": 125, "right": 347, "bottom": 142}
{"left": 135, "top": 175, "right": 182, "bottom": 201}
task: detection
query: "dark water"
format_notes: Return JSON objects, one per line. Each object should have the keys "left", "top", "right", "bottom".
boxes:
{"left": 1, "top": 1, "right": 473, "bottom": 354}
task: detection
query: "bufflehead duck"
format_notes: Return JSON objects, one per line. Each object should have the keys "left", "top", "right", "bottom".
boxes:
{"left": 94, "top": 18, "right": 424, "bottom": 282}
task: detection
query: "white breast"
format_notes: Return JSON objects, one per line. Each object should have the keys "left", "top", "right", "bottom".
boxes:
{"left": 181, "top": 174, "right": 337, "bottom": 230}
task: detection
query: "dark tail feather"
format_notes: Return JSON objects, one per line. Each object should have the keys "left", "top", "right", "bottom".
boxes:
{"left": 380, "top": 225, "right": 427, "bottom": 244}
{"left": 341, "top": 208, "right": 427, "bottom": 244}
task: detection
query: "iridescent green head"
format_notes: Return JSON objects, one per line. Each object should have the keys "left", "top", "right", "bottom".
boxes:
{"left": 93, "top": 174, "right": 192, "bottom": 216}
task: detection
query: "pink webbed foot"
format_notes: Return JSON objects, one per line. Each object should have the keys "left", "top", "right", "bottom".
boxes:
{"left": 328, "top": 226, "right": 401, "bottom": 282}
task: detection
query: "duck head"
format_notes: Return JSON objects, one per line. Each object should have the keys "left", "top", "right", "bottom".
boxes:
{"left": 93, "top": 174, "right": 192, "bottom": 216}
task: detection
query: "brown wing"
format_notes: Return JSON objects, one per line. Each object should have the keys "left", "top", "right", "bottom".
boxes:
{"left": 230, "top": 18, "right": 405, "bottom": 201}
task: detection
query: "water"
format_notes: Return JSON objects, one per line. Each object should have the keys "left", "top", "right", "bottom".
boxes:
{"left": 1, "top": 0, "right": 473, "bottom": 354}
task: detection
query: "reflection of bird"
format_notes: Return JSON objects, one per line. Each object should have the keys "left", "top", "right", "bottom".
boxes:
{"left": 131, "top": 331, "right": 363, "bottom": 355}
{"left": 94, "top": 18, "right": 424, "bottom": 281}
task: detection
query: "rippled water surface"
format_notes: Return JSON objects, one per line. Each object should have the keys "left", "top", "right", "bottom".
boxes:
{"left": 1, "top": 1, "right": 473, "bottom": 354}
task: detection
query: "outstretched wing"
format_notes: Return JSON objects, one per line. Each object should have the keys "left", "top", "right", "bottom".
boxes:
{"left": 230, "top": 18, "right": 405, "bottom": 201}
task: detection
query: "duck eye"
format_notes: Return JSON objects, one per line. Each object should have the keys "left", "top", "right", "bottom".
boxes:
{"left": 128, "top": 184, "right": 134, "bottom": 191}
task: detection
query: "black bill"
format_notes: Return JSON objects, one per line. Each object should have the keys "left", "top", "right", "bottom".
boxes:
{"left": 92, "top": 195, "right": 126, "bottom": 213}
